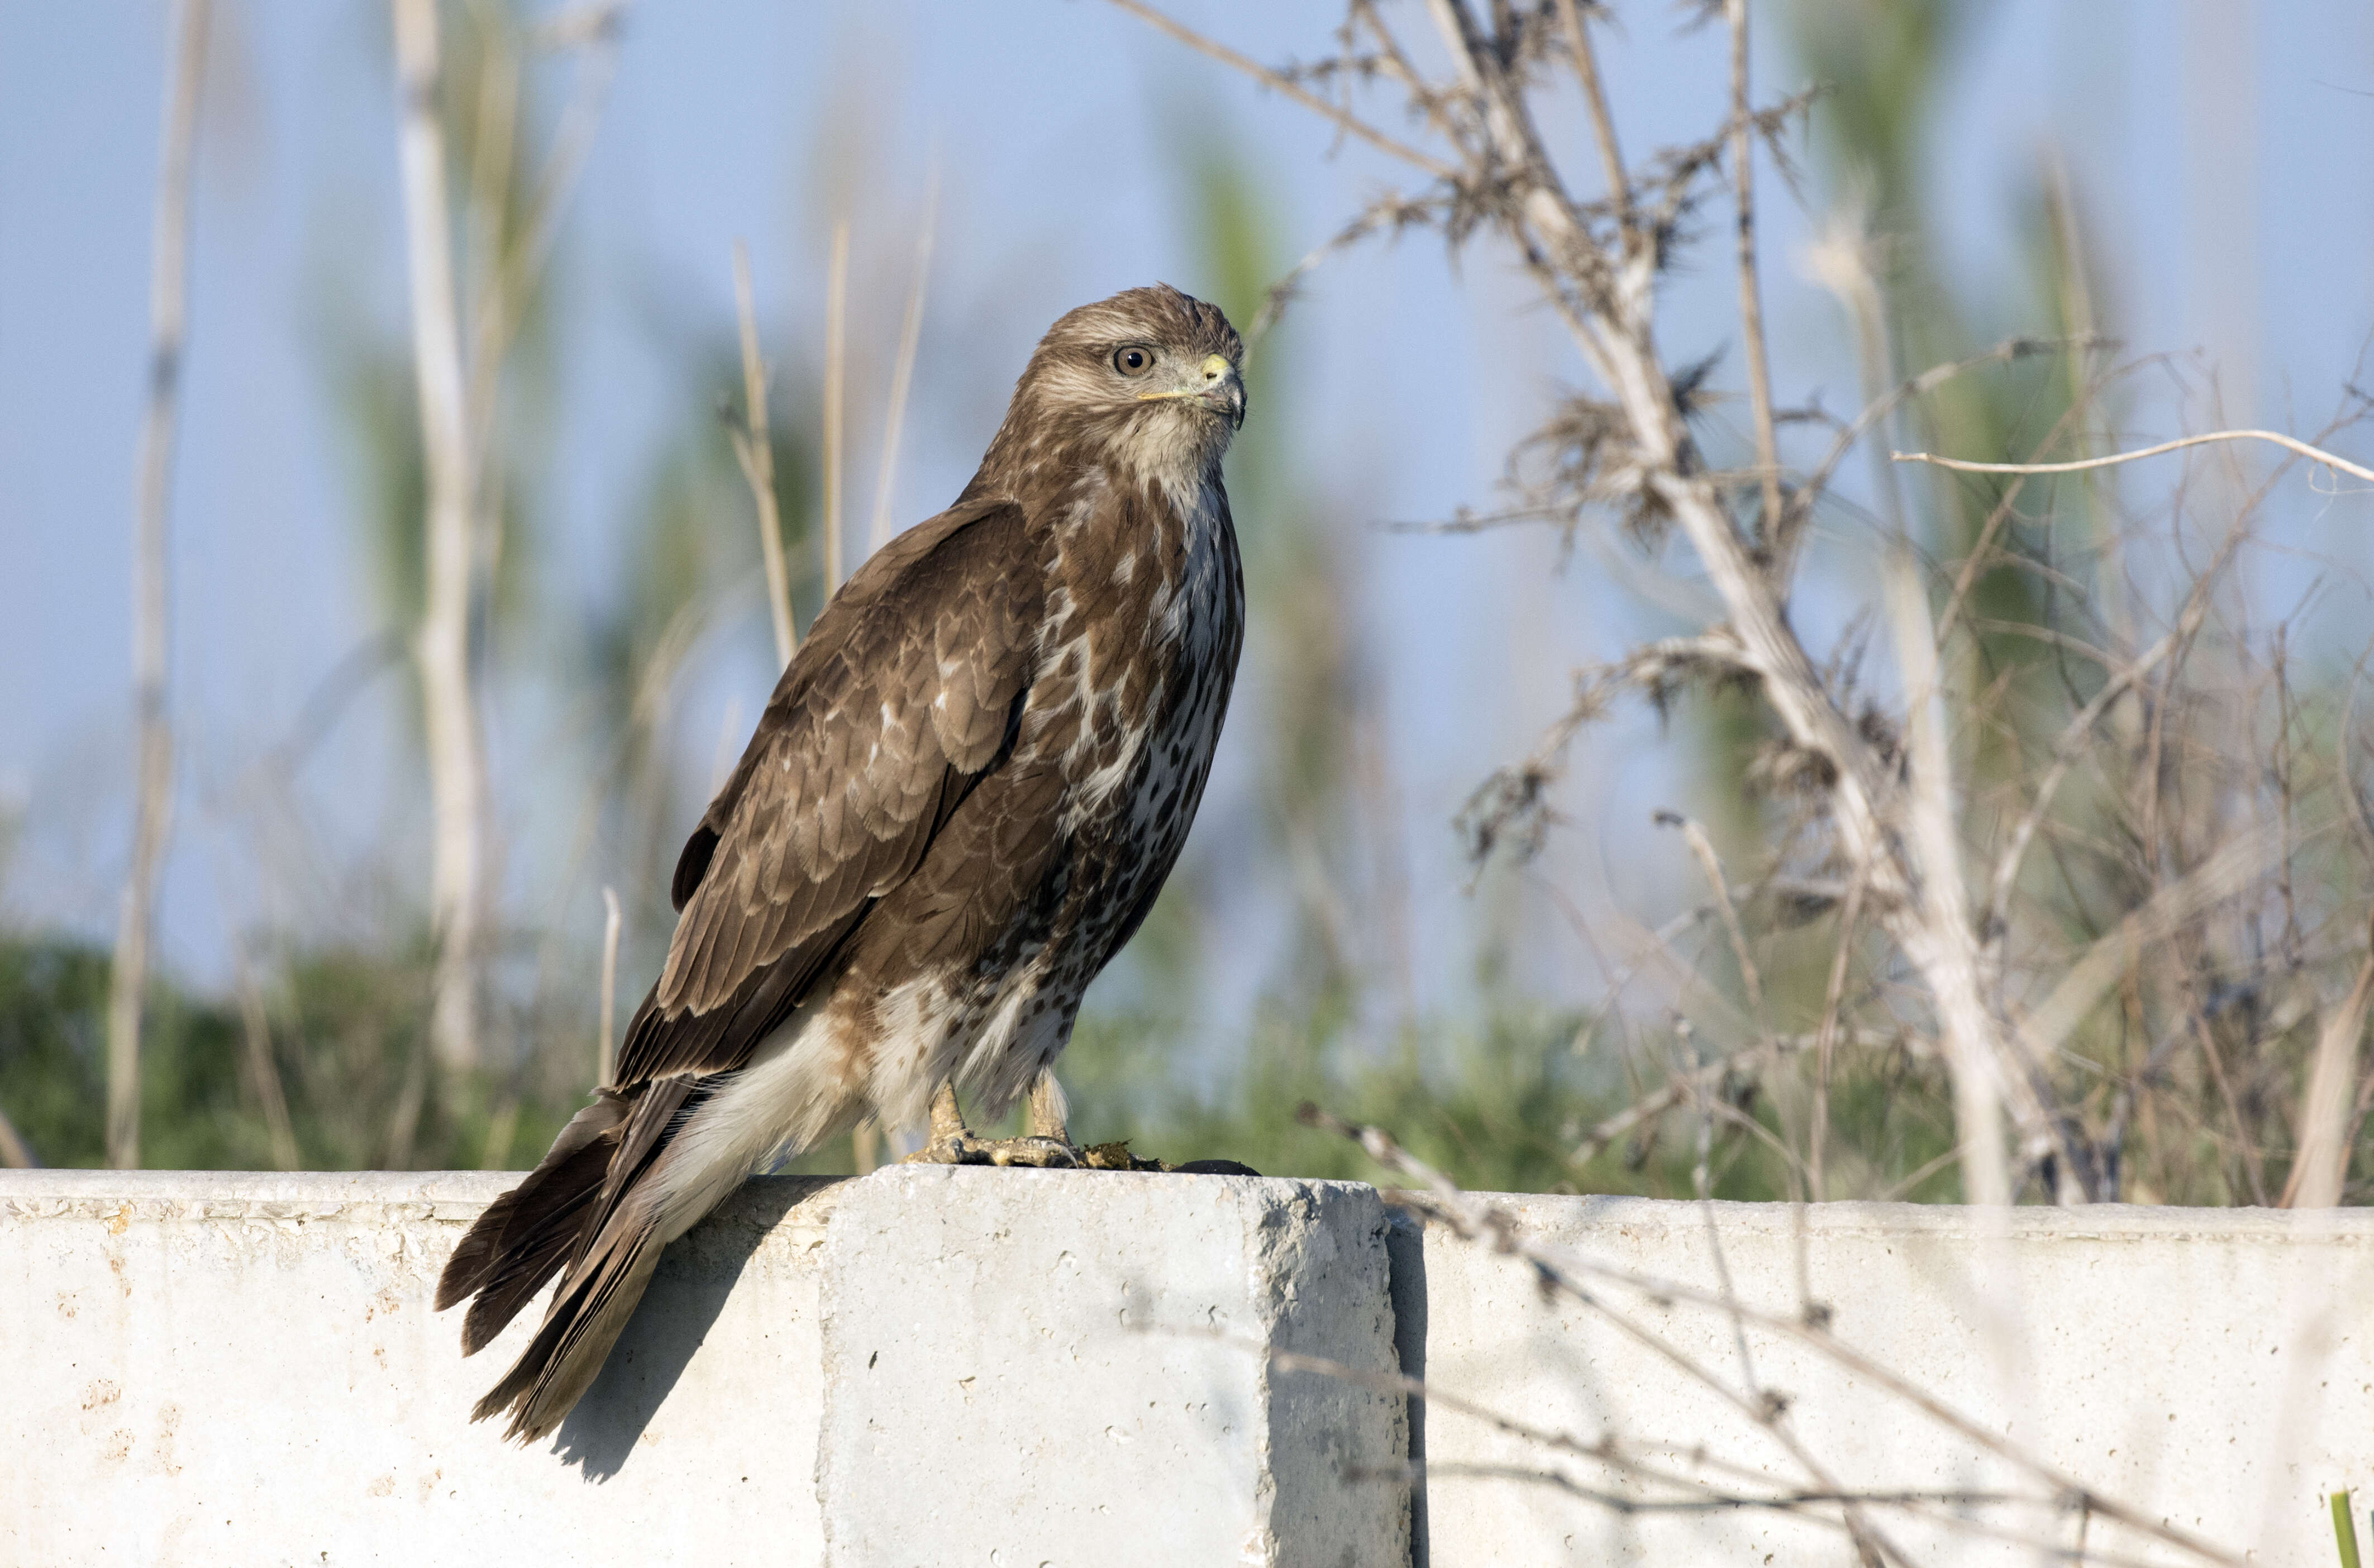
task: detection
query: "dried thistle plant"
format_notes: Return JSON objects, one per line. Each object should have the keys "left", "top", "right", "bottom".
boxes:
{"left": 1114, "top": 0, "right": 2374, "bottom": 1220}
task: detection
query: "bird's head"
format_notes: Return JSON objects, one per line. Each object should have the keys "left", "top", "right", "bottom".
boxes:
{"left": 991, "top": 284, "right": 1247, "bottom": 492}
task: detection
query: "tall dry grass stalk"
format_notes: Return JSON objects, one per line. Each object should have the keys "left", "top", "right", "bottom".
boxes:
{"left": 389, "top": 0, "right": 621, "bottom": 1077}
{"left": 869, "top": 171, "right": 937, "bottom": 556}
{"left": 392, "top": 0, "right": 488, "bottom": 1074}
{"left": 597, "top": 884, "right": 621, "bottom": 1088}
{"left": 823, "top": 217, "right": 850, "bottom": 590}
{"left": 107, "top": 0, "right": 212, "bottom": 1167}
{"left": 730, "top": 239, "right": 797, "bottom": 670}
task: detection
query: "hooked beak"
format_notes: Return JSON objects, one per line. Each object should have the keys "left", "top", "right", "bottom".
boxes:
{"left": 1138, "top": 353, "right": 1246, "bottom": 431}
{"left": 1196, "top": 354, "right": 1246, "bottom": 430}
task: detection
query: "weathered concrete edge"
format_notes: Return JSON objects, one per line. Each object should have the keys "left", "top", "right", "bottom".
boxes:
{"left": 0, "top": 1169, "right": 849, "bottom": 1236}
{"left": 1423, "top": 1192, "right": 2374, "bottom": 1246}
{"left": 10, "top": 1170, "right": 2369, "bottom": 1246}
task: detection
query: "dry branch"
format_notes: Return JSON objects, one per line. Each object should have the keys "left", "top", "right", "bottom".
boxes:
{"left": 823, "top": 218, "right": 850, "bottom": 591}
{"left": 1894, "top": 428, "right": 2374, "bottom": 487}
{"left": 0, "top": 1103, "right": 37, "bottom": 1169}
{"left": 1303, "top": 1107, "right": 2243, "bottom": 1567}
{"left": 597, "top": 885, "right": 621, "bottom": 1088}
{"left": 730, "top": 239, "right": 796, "bottom": 669}
{"left": 1103, "top": 0, "right": 1455, "bottom": 178}
{"left": 107, "top": 0, "right": 212, "bottom": 1167}
{"left": 869, "top": 170, "right": 937, "bottom": 555}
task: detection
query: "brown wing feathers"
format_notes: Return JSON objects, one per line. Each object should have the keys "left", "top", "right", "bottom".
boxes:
{"left": 436, "top": 498, "right": 1043, "bottom": 1441}
{"left": 618, "top": 498, "right": 1036, "bottom": 1081}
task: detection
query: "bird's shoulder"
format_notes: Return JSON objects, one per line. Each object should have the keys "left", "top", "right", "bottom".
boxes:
{"left": 669, "top": 497, "right": 1043, "bottom": 912}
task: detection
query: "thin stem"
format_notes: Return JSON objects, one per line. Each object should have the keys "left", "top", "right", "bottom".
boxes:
{"left": 1101, "top": 0, "right": 1457, "bottom": 178}
{"left": 109, "top": 0, "right": 211, "bottom": 1166}
{"left": 2278, "top": 936, "right": 2374, "bottom": 1208}
{"left": 1724, "top": 0, "right": 1784, "bottom": 547}
{"left": 870, "top": 168, "right": 938, "bottom": 555}
{"left": 1894, "top": 429, "right": 2374, "bottom": 486}
{"left": 233, "top": 951, "right": 300, "bottom": 1171}
{"left": 597, "top": 885, "right": 621, "bottom": 1088}
{"left": 0, "top": 1104, "right": 33, "bottom": 1169}
{"left": 1555, "top": 0, "right": 1633, "bottom": 240}
{"left": 732, "top": 240, "right": 795, "bottom": 668}
{"left": 823, "top": 218, "right": 850, "bottom": 592}
{"left": 1882, "top": 543, "right": 2019, "bottom": 1205}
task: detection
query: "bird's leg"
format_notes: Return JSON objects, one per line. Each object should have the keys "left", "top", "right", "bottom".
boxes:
{"left": 898, "top": 1082, "right": 990, "bottom": 1166}
{"left": 895, "top": 1073, "right": 1176, "bottom": 1171}
{"left": 898, "top": 1079, "right": 1082, "bottom": 1169}
{"left": 1026, "top": 1068, "right": 1071, "bottom": 1144}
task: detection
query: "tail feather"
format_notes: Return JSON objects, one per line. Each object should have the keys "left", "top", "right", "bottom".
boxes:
{"left": 447, "top": 1078, "right": 716, "bottom": 1443}
{"left": 436, "top": 1091, "right": 629, "bottom": 1350}
{"left": 470, "top": 1216, "right": 663, "bottom": 1443}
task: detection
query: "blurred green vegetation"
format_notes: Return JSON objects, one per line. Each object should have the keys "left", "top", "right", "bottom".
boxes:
{"left": 0, "top": 930, "right": 573, "bottom": 1171}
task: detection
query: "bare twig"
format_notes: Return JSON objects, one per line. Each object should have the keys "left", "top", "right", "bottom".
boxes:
{"left": 1666, "top": 813, "right": 1765, "bottom": 1015}
{"left": 1783, "top": 335, "right": 2111, "bottom": 569}
{"left": 2016, "top": 826, "right": 2284, "bottom": 1064}
{"left": 1555, "top": 0, "right": 1633, "bottom": 240}
{"left": 823, "top": 217, "right": 850, "bottom": 592}
{"left": 1894, "top": 429, "right": 2374, "bottom": 487}
{"left": 1099, "top": 0, "right": 1457, "bottom": 179}
{"left": 0, "top": 1104, "right": 37, "bottom": 1169}
{"left": 1569, "top": 1029, "right": 1902, "bottom": 1171}
{"left": 232, "top": 951, "right": 301, "bottom": 1171}
{"left": 107, "top": 0, "right": 211, "bottom": 1169}
{"left": 597, "top": 885, "right": 621, "bottom": 1088}
{"left": 730, "top": 240, "right": 796, "bottom": 668}
{"left": 1723, "top": 0, "right": 1784, "bottom": 547}
{"left": 869, "top": 168, "right": 937, "bottom": 555}
{"left": 1808, "top": 868, "right": 1870, "bottom": 1201}
{"left": 1980, "top": 631, "right": 2176, "bottom": 946}
{"left": 1305, "top": 1107, "right": 2242, "bottom": 1568}
{"left": 2279, "top": 932, "right": 2374, "bottom": 1208}
{"left": 1883, "top": 544, "right": 2023, "bottom": 1204}
{"left": 462, "top": 1, "right": 621, "bottom": 464}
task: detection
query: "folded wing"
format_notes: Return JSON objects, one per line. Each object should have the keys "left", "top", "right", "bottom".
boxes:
{"left": 614, "top": 498, "right": 1042, "bottom": 1088}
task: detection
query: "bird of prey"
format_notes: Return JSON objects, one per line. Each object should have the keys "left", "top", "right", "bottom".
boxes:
{"left": 437, "top": 284, "right": 1250, "bottom": 1442}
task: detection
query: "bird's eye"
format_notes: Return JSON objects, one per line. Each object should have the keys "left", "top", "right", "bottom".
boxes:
{"left": 1112, "top": 345, "right": 1155, "bottom": 376}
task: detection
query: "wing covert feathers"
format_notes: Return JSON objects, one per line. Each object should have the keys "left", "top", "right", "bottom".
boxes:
{"left": 618, "top": 500, "right": 1039, "bottom": 1088}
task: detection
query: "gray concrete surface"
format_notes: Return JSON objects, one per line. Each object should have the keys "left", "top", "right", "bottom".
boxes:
{"left": 3, "top": 1169, "right": 839, "bottom": 1566}
{"left": 1408, "top": 1197, "right": 2374, "bottom": 1566}
{"left": 817, "top": 1166, "right": 1408, "bottom": 1566}
{"left": 1, "top": 1166, "right": 1405, "bottom": 1567}
{"left": 8, "top": 1167, "right": 2367, "bottom": 1565}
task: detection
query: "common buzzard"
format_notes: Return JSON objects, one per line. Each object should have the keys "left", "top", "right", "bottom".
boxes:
{"left": 437, "top": 284, "right": 1249, "bottom": 1441}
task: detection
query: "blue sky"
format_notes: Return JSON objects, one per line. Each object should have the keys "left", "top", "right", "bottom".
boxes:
{"left": 2, "top": 1, "right": 2370, "bottom": 1038}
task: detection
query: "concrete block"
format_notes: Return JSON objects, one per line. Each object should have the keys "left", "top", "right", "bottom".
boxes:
{"left": 25, "top": 1162, "right": 2354, "bottom": 1566}
{"left": 1408, "top": 1197, "right": 2374, "bottom": 1566}
{"left": 816, "top": 1166, "right": 1409, "bottom": 1566}
{"left": 2, "top": 1169, "right": 841, "bottom": 1566}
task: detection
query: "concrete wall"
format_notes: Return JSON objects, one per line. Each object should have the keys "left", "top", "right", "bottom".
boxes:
{"left": 1409, "top": 1198, "right": 2374, "bottom": 1566}
{"left": 6, "top": 1167, "right": 2368, "bottom": 1565}
{"left": 1, "top": 1166, "right": 1403, "bottom": 1567}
